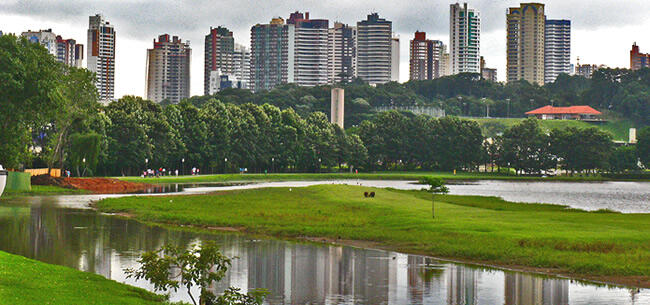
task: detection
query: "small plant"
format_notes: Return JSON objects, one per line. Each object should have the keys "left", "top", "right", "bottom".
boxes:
{"left": 420, "top": 176, "right": 449, "bottom": 218}
{"left": 125, "top": 241, "right": 267, "bottom": 305}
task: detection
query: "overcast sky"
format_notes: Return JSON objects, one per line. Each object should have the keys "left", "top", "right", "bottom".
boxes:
{"left": 2, "top": 0, "right": 649, "bottom": 98}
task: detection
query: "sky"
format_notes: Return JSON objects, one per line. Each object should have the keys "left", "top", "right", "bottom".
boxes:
{"left": 1, "top": 0, "right": 649, "bottom": 98}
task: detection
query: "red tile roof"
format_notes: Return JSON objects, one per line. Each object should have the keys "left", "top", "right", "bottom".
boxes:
{"left": 525, "top": 105, "right": 602, "bottom": 115}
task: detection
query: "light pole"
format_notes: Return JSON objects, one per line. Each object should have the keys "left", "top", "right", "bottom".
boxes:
{"left": 224, "top": 158, "right": 228, "bottom": 174}
{"left": 181, "top": 158, "right": 185, "bottom": 176}
{"left": 271, "top": 157, "right": 275, "bottom": 173}
{"left": 506, "top": 98, "right": 511, "bottom": 118}
{"left": 318, "top": 158, "right": 321, "bottom": 173}
{"left": 82, "top": 157, "right": 86, "bottom": 177}
{"left": 145, "top": 158, "right": 149, "bottom": 177}
{"left": 481, "top": 97, "right": 489, "bottom": 118}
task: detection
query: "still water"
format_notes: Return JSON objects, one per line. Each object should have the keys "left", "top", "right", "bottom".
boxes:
{"left": 0, "top": 194, "right": 647, "bottom": 305}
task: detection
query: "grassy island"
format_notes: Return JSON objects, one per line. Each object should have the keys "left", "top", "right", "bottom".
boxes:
{"left": 96, "top": 184, "right": 650, "bottom": 288}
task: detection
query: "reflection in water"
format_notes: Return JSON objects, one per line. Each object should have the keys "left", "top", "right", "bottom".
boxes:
{"left": 0, "top": 197, "right": 647, "bottom": 304}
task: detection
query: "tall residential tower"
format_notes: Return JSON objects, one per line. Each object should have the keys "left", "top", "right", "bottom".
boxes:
{"left": 449, "top": 3, "right": 481, "bottom": 74}
{"left": 287, "top": 12, "right": 330, "bottom": 87}
{"left": 356, "top": 13, "right": 392, "bottom": 85}
{"left": 145, "top": 34, "right": 191, "bottom": 103}
{"left": 544, "top": 19, "right": 571, "bottom": 83}
{"left": 328, "top": 22, "right": 357, "bottom": 84}
{"left": 87, "top": 14, "right": 115, "bottom": 102}
{"left": 250, "top": 17, "right": 295, "bottom": 92}
{"left": 409, "top": 31, "right": 445, "bottom": 80}
{"left": 204, "top": 27, "right": 234, "bottom": 95}
{"left": 506, "top": 3, "right": 545, "bottom": 85}
{"left": 631, "top": 43, "right": 650, "bottom": 70}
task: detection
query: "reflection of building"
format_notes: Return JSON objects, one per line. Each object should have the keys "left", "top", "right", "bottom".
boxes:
{"left": 447, "top": 265, "right": 478, "bottom": 305}
{"left": 145, "top": 34, "right": 191, "bottom": 103}
{"left": 450, "top": 2, "right": 481, "bottom": 74}
{"left": 87, "top": 14, "right": 116, "bottom": 103}
{"left": 505, "top": 273, "right": 568, "bottom": 305}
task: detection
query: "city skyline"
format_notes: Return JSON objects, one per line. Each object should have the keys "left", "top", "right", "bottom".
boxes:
{"left": 1, "top": 0, "right": 649, "bottom": 98}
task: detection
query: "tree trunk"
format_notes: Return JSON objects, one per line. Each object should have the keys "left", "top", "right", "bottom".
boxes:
{"left": 432, "top": 193, "right": 435, "bottom": 219}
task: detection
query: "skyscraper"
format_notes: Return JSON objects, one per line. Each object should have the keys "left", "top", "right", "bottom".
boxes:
{"left": 391, "top": 36, "right": 400, "bottom": 82}
{"left": 233, "top": 43, "right": 250, "bottom": 89}
{"left": 87, "top": 14, "right": 115, "bottom": 102}
{"left": 544, "top": 19, "right": 571, "bottom": 83}
{"left": 287, "top": 11, "right": 329, "bottom": 87}
{"left": 204, "top": 26, "right": 234, "bottom": 95}
{"left": 250, "top": 17, "right": 295, "bottom": 92}
{"left": 357, "top": 13, "right": 392, "bottom": 85}
{"left": 145, "top": 34, "right": 191, "bottom": 103}
{"left": 21, "top": 29, "right": 83, "bottom": 68}
{"left": 328, "top": 22, "right": 357, "bottom": 84}
{"left": 506, "top": 3, "right": 545, "bottom": 86}
{"left": 630, "top": 43, "right": 650, "bottom": 70}
{"left": 409, "top": 31, "right": 445, "bottom": 81}
{"left": 449, "top": 3, "right": 481, "bottom": 74}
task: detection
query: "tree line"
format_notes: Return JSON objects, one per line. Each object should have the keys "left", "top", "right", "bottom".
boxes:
{"left": 1, "top": 33, "right": 648, "bottom": 177}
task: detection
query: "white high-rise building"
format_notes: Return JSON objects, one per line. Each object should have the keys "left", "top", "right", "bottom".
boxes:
{"left": 544, "top": 19, "right": 571, "bottom": 83}
{"left": 145, "top": 34, "right": 191, "bottom": 104}
{"left": 87, "top": 14, "right": 115, "bottom": 103}
{"left": 327, "top": 22, "right": 357, "bottom": 84}
{"left": 449, "top": 3, "right": 480, "bottom": 74}
{"left": 21, "top": 29, "right": 57, "bottom": 56}
{"left": 391, "top": 36, "right": 400, "bottom": 82}
{"left": 357, "top": 13, "right": 392, "bottom": 85}
{"left": 288, "top": 12, "right": 329, "bottom": 87}
{"left": 21, "top": 29, "right": 83, "bottom": 68}
{"left": 233, "top": 43, "right": 250, "bottom": 89}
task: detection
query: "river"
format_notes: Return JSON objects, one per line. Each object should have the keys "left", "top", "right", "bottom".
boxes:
{"left": 0, "top": 180, "right": 648, "bottom": 304}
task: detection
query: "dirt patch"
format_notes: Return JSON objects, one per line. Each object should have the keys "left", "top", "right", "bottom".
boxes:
{"left": 32, "top": 175, "right": 153, "bottom": 194}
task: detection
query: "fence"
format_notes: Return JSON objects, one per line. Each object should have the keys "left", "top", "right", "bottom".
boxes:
{"left": 24, "top": 168, "right": 61, "bottom": 177}
{"left": 374, "top": 105, "right": 446, "bottom": 118}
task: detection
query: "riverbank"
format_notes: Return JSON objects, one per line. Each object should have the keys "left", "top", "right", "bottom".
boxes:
{"left": 95, "top": 184, "right": 650, "bottom": 288}
{"left": 0, "top": 250, "right": 167, "bottom": 304}
{"left": 116, "top": 171, "right": 640, "bottom": 185}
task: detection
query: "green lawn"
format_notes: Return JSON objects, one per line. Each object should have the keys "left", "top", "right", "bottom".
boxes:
{"left": 116, "top": 171, "right": 617, "bottom": 184}
{"left": 472, "top": 117, "right": 638, "bottom": 141}
{"left": 2, "top": 185, "right": 88, "bottom": 197}
{"left": 96, "top": 185, "right": 650, "bottom": 286}
{"left": 0, "top": 250, "right": 167, "bottom": 305}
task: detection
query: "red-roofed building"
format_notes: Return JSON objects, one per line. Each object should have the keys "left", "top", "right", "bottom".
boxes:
{"left": 525, "top": 105, "right": 603, "bottom": 121}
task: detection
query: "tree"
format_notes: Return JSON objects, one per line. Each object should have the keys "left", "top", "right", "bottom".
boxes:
{"left": 420, "top": 177, "right": 449, "bottom": 218}
{"left": 68, "top": 132, "right": 101, "bottom": 176}
{"left": 126, "top": 241, "right": 267, "bottom": 305}
{"left": 609, "top": 146, "right": 638, "bottom": 173}
{"left": 638, "top": 127, "right": 650, "bottom": 168}
{"left": 500, "top": 118, "right": 555, "bottom": 175}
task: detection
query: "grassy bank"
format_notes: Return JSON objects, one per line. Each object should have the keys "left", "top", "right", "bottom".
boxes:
{"left": 0, "top": 250, "right": 166, "bottom": 304}
{"left": 116, "top": 171, "right": 621, "bottom": 184}
{"left": 96, "top": 185, "right": 650, "bottom": 287}
{"left": 471, "top": 117, "right": 637, "bottom": 141}
{"left": 2, "top": 185, "right": 89, "bottom": 197}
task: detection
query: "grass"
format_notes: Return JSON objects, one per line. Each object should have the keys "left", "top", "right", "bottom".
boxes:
{"left": 2, "top": 185, "right": 89, "bottom": 197}
{"left": 116, "top": 171, "right": 620, "bottom": 185}
{"left": 0, "top": 250, "right": 168, "bottom": 305}
{"left": 95, "top": 185, "right": 650, "bottom": 286}
{"left": 471, "top": 117, "right": 638, "bottom": 141}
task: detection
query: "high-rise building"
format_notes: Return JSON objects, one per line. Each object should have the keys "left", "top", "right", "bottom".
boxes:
{"left": 544, "top": 19, "right": 571, "bottom": 83}
{"left": 287, "top": 11, "right": 329, "bottom": 87}
{"left": 233, "top": 43, "right": 250, "bottom": 89}
{"left": 74, "top": 44, "right": 84, "bottom": 67}
{"left": 145, "top": 34, "right": 191, "bottom": 103}
{"left": 391, "top": 36, "right": 400, "bottom": 82}
{"left": 87, "top": 14, "right": 115, "bottom": 102}
{"left": 357, "top": 13, "right": 392, "bottom": 85}
{"left": 449, "top": 3, "right": 481, "bottom": 74}
{"left": 22, "top": 29, "right": 83, "bottom": 68}
{"left": 22, "top": 29, "right": 57, "bottom": 56}
{"left": 250, "top": 17, "right": 295, "bottom": 92}
{"left": 328, "top": 22, "right": 357, "bottom": 84}
{"left": 480, "top": 56, "right": 497, "bottom": 82}
{"left": 575, "top": 63, "right": 605, "bottom": 78}
{"left": 409, "top": 31, "right": 445, "bottom": 81}
{"left": 630, "top": 43, "right": 650, "bottom": 70}
{"left": 204, "top": 27, "right": 234, "bottom": 95}
{"left": 506, "top": 3, "right": 545, "bottom": 86}
{"left": 440, "top": 48, "right": 451, "bottom": 77}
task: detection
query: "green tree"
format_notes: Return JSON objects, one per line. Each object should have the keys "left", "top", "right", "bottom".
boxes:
{"left": 637, "top": 127, "right": 650, "bottom": 168}
{"left": 609, "top": 146, "right": 638, "bottom": 173}
{"left": 68, "top": 132, "right": 101, "bottom": 176}
{"left": 420, "top": 177, "right": 449, "bottom": 218}
{"left": 500, "top": 118, "right": 555, "bottom": 175}
{"left": 126, "top": 241, "right": 267, "bottom": 305}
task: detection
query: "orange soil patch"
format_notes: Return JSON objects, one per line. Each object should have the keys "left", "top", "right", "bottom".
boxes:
{"left": 31, "top": 174, "right": 153, "bottom": 194}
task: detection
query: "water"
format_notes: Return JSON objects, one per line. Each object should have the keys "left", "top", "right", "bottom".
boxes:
{"left": 0, "top": 194, "right": 647, "bottom": 305}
